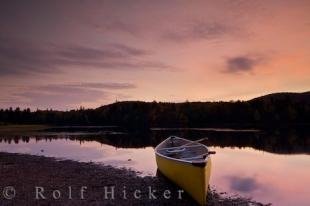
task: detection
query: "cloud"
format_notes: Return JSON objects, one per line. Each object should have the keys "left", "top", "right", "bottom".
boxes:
{"left": 109, "top": 43, "right": 152, "bottom": 56}
{"left": 0, "top": 36, "right": 173, "bottom": 76}
{"left": 163, "top": 21, "right": 235, "bottom": 42}
{"left": 64, "top": 82, "right": 136, "bottom": 90}
{"left": 0, "top": 82, "right": 136, "bottom": 110}
{"left": 225, "top": 55, "right": 263, "bottom": 73}
{"left": 92, "top": 21, "right": 141, "bottom": 36}
{"left": 57, "top": 43, "right": 150, "bottom": 60}
{"left": 19, "top": 87, "right": 106, "bottom": 110}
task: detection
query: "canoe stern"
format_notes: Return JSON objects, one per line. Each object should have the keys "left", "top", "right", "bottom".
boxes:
{"left": 156, "top": 153, "right": 211, "bottom": 205}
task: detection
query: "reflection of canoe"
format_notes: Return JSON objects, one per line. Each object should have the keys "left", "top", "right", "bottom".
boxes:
{"left": 155, "top": 136, "right": 213, "bottom": 205}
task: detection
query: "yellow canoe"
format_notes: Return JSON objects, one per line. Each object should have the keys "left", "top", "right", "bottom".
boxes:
{"left": 155, "top": 136, "right": 213, "bottom": 205}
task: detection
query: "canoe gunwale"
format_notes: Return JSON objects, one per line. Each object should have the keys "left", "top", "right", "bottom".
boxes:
{"left": 155, "top": 137, "right": 210, "bottom": 166}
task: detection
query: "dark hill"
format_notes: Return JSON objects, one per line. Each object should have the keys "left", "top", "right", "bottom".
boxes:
{"left": 1, "top": 91, "right": 309, "bottom": 128}
{"left": 250, "top": 91, "right": 310, "bottom": 103}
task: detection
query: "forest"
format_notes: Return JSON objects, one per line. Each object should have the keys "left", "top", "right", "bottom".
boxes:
{"left": 0, "top": 92, "right": 309, "bottom": 129}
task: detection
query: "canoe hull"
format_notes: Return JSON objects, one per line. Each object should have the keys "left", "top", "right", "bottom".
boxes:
{"left": 155, "top": 153, "right": 211, "bottom": 205}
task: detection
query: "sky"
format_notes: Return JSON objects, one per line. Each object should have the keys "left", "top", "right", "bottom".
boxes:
{"left": 0, "top": 0, "right": 309, "bottom": 110}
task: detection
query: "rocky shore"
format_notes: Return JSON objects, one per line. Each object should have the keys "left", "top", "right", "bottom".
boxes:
{"left": 0, "top": 152, "right": 265, "bottom": 205}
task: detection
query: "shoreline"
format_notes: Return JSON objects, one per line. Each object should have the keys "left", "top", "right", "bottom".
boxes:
{"left": 0, "top": 152, "right": 266, "bottom": 205}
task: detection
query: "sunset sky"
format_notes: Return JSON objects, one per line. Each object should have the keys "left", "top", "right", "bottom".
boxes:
{"left": 1, "top": 0, "right": 310, "bottom": 110}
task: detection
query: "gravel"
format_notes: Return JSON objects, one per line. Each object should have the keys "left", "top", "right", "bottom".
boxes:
{"left": 0, "top": 152, "right": 266, "bottom": 206}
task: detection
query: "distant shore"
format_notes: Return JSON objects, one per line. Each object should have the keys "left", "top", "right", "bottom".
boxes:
{"left": 1, "top": 92, "right": 309, "bottom": 131}
{"left": 0, "top": 152, "right": 266, "bottom": 205}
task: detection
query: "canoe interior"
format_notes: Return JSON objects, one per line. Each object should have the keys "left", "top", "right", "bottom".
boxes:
{"left": 156, "top": 137, "right": 208, "bottom": 162}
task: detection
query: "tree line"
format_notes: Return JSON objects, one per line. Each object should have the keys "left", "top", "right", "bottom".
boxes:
{"left": 0, "top": 92, "right": 309, "bottom": 129}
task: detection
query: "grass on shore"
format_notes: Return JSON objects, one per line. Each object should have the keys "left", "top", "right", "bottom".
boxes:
{"left": 0, "top": 124, "right": 49, "bottom": 135}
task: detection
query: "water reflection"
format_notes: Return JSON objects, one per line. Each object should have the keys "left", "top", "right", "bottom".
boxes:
{"left": 210, "top": 147, "right": 310, "bottom": 206}
{"left": 0, "top": 138, "right": 157, "bottom": 176}
{"left": 0, "top": 127, "right": 310, "bottom": 205}
{"left": 1, "top": 127, "right": 309, "bottom": 154}
{"left": 227, "top": 176, "right": 260, "bottom": 192}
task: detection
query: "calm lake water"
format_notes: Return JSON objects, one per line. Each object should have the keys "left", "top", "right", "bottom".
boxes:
{"left": 0, "top": 127, "right": 309, "bottom": 205}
